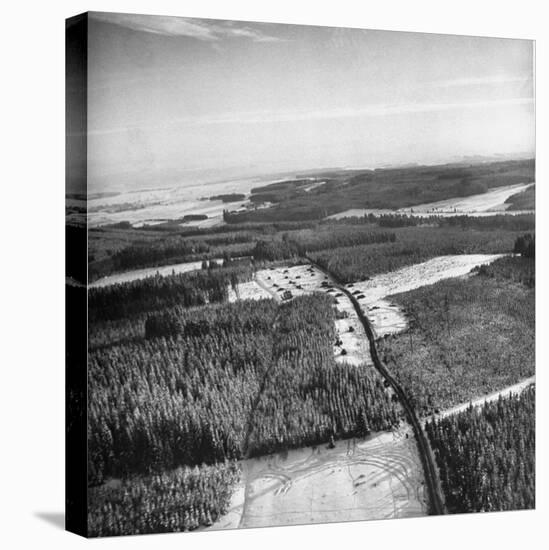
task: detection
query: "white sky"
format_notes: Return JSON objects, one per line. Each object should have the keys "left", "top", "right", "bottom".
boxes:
{"left": 86, "top": 12, "right": 535, "bottom": 193}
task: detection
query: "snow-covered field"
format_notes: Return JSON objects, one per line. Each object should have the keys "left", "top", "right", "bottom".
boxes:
{"left": 253, "top": 264, "right": 372, "bottom": 366}
{"left": 89, "top": 259, "right": 222, "bottom": 288}
{"left": 87, "top": 176, "right": 263, "bottom": 228}
{"left": 349, "top": 254, "right": 506, "bottom": 337}
{"left": 88, "top": 197, "right": 234, "bottom": 228}
{"left": 87, "top": 173, "right": 321, "bottom": 228}
{"left": 400, "top": 182, "right": 533, "bottom": 214}
{"left": 231, "top": 255, "right": 506, "bottom": 360}
{"left": 209, "top": 427, "right": 426, "bottom": 530}
{"left": 328, "top": 182, "right": 534, "bottom": 220}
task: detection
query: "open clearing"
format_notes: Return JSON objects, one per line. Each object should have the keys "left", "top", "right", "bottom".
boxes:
{"left": 231, "top": 255, "right": 505, "bottom": 364}
{"left": 399, "top": 182, "right": 534, "bottom": 214}
{"left": 254, "top": 264, "right": 372, "bottom": 366}
{"left": 209, "top": 428, "right": 426, "bottom": 530}
{"left": 349, "top": 254, "right": 505, "bottom": 337}
{"left": 328, "top": 182, "right": 534, "bottom": 220}
{"left": 88, "top": 196, "right": 232, "bottom": 228}
{"left": 89, "top": 259, "right": 222, "bottom": 288}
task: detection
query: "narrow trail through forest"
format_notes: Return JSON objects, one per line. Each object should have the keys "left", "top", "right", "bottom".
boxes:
{"left": 425, "top": 376, "right": 536, "bottom": 425}
{"left": 240, "top": 305, "right": 283, "bottom": 458}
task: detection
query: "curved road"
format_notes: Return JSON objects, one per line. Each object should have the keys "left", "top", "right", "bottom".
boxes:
{"left": 308, "top": 258, "right": 446, "bottom": 516}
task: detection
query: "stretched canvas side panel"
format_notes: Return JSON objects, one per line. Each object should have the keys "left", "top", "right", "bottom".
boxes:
{"left": 65, "top": 12, "right": 88, "bottom": 538}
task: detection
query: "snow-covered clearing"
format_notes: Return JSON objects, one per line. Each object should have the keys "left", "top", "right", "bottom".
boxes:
{"left": 209, "top": 427, "right": 426, "bottom": 530}
{"left": 399, "top": 182, "right": 534, "bottom": 214}
{"left": 89, "top": 259, "right": 222, "bottom": 288}
{"left": 253, "top": 264, "right": 372, "bottom": 366}
{"left": 349, "top": 254, "right": 506, "bottom": 337}
{"left": 328, "top": 182, "right": 534, "bottom": 220}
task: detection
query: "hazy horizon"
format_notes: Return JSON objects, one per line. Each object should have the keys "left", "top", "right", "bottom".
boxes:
{"left": 81, "top": 13, "right": 535, "bottom": 194}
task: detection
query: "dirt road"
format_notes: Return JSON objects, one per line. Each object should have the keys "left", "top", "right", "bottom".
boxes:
{"left": 309, "top": 257, "right": 446, "bottom": 516}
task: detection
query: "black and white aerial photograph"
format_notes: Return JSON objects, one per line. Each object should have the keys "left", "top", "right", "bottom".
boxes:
{"left": 65, "top": 10, "right": 535, "bottom": 538}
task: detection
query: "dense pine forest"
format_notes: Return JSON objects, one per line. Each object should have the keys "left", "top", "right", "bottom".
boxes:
{"left": 89, "top": 295, "right": 399, "bottom": 487}
{"left": 88, "top": 461, "right": 240, "bottom": 536}
{"left": 251, "top": 227, "right": 396, "bottom": 261}
{"left": 88, "top": 261, "right": 254, "bottom": 322}
{"left": 377, "top": 258, "right": 535, "bottom": 415}
{"left": 245, "top": 296, "right": 400, "bottom": 456}
{"left": 358, "top": 212, "right": 535, "bottom": 231}
{"left": 426, "top": 387, "right": 535, "bottom": 513}
{"left": 89, "top": 315, "right": 148, "bottom": 350}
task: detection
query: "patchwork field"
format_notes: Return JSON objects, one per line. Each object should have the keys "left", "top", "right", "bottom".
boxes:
{"left": 83, "top": 201, "right": 534, "bottom": 533}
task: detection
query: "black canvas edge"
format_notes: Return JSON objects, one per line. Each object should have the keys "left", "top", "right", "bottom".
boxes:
{"left": 65, "top": 11, "right": 89, "bottom": 538}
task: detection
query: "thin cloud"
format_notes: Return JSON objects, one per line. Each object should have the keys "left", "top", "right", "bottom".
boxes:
{"left": 90, "top": 12, "right": 283, "bottom": 42}
{"left": 431, "top": 75, "right": 531, "bottom": 88}
{"left": 199, "top": 97, "right": 534, "bottom": 125}
{"left": 87, "top": 97, "right": 533, "bottom": 137}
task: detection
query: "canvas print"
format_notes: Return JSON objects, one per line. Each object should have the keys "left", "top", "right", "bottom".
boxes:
{"left": 65, "top": 11, "right": 535, "bottom": 538}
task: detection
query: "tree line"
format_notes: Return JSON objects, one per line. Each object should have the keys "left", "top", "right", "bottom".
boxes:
{"left": 369, "top": 213, "right": 535, "bottom": 231}
{"left": 88, "top": 262, "right": 254, "bottom": 322}
{"left": 252, "top": 230, "right": 396, "bottom": 262}
{"left": 309, "top": 227, "right": 521, "bottom": 283}
{"left": 110, "top": 237, "right": 210, "bottom": 271}
{"left": 88, "top": 461, "right": 239, "bottom": 536}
